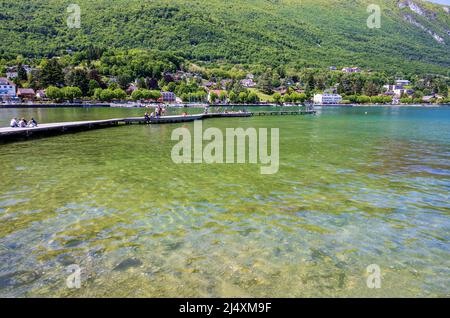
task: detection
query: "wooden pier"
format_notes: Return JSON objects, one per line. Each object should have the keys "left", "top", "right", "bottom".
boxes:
{"left": 0, "top": 110, "right": 315, "bottom": 143}
{"left": 254, "top": 110, "right": 316, "bottom": 116}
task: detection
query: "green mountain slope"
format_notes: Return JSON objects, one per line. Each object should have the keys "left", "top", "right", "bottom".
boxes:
{"left": 0, "top": 0, "right": 449, "bottom": 74}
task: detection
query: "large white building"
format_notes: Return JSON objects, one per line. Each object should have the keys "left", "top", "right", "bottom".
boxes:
{"left": 383, "top": 79, "right": 413, "bottom": 97}
{"left": 313, "top": 94, "right": 342, "bottom": 104}
{"left": 0, "top": 77, "right": 16, "bottom": 100}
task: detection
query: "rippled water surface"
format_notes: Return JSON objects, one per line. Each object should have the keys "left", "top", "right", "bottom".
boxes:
{"left": 0, "top": 106, "right": 449, "bottom": 297}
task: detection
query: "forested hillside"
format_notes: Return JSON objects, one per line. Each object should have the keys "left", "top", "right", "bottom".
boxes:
{"left": 0, "top": 0, "right": 449, "bottom": 74}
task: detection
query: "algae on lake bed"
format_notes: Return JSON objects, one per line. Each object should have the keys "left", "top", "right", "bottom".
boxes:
{"left": 0, "top": 106, "right": 449, "bottom": 297}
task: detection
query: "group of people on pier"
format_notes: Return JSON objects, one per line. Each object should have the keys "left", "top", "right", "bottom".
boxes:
{"left": 10, "top": 117, "right": 38, "bottom": 128}
{"left": 144, "top": 105, "right": 167, "bottom": 122}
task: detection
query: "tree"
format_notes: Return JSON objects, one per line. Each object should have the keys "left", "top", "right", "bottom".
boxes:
{"left": 46, "top": 86, "right": 63, "bottom": 101}
{"left": 258, "top": 70, "right": 274, "bottom": 94}
{"left": 238, "top": 92, "right": 248, "bottom": 103}
{"left": 99, "top": 89, "right": 115, "bottom": 101}
{"left": 166, "top": 82, "right": 177, "bottom": 92}
{"left": 88, "top": 80, "right": 101, "bottom": 97}
{"left": 229, "top": 91, "right": 238, "bottom": 103}
{"left": 117, "top": 74, "right": 132, "bottom": 90}
{"left": 246, "top": 91, "right": 259, "bottom": 103}
{"left": 131, "top": 89, "right": 143, "bottom": 101}
{"left": 219, "top": 91, "right": 227, "bottom": 102}
{"left": 113, "top": 88, "right": 127, "bottom": 100}
{"left": 413, "top": 91, "right": 423, "bottom": 99}
{"left": 209, "top": 92, "right": 218, "bottom": 103}
{"left": 356, "top": 95, "right": 371, "bottom": 104}
{"left": 108, "top": 82, "right": 119, "bottom": 90}
{"left": 93, "top": 88, "right": 103, "bottom": 100}
{"left": 273, "top": 92, "right": 282, "bottom": 104}
{"left": 65, "top": 68, "right": 89, "bottom": 96}
{"left": 363, "top": 81, "right": 379, "bottom": 96}
{"left": 131, "top": 89, "right": 161, "bottom": 101}
{"left": 17, "top": 64, "right": 27, "bottom": 81}
{"left": 141, "top": 89, "right": 158, "bottom": 100}
{"left": 383, "top": 96, "right": 393, "bottom": 104}
{"left": 61, "top": 86, "right": 82, "bottom": 102}
{"left": 290, "top": 92, "right": 301, "bottom": 103}
{"left": 40, "top": 58, "right": 64, "bottom": 87}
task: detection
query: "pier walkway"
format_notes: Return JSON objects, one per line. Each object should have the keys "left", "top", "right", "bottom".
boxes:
{"left": 0, "top": 110, "right": 315, "bottom": 143}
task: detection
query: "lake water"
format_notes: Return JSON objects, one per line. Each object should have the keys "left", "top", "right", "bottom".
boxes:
{"left": 0, "top": 106, "right": 449, "bottom": 297}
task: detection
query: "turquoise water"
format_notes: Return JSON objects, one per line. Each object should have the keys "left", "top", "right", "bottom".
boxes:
{"left": 0, "top": 106, "right": 449, "bottom": 297}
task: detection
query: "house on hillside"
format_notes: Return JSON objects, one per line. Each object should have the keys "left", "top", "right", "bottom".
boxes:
{"left": 204, "top": 81, "right": 217, "bottom": 89}
{"left": 6, "top": 65, "right": 36, "bottom": 80}
{"left": 126, "top": 85, "right": 138, "bottom": 95}
{"left": 160, "top": 91, "right": 176, "bottom": 103}
{"left": 36, "top": 90, "right": 47, "bottom": 100}
{"left": 383, "top": 80, "right": 414, "bottom": 97}
{"left": 395, "top": 80, "right": 410, "bottom": 87}
{"left": 240, "top": 78, "right": 256, "bottom": 88}
{"left": 220, "top": 79, "right": 232, "bottom": 89}
{"left": 342, "top": 67, "right": 361, "bottom": 73}
{"left": 17, "top": 88, "right": 36, "bottom": 100}
{"left": 6, "top": 67, "right": 18, "bottom": 80}
{"left": 274, "top": 87, "right": 288, "bottom": 95}
{"left": 0, "top": 77, "right": 17, "bottom": 100}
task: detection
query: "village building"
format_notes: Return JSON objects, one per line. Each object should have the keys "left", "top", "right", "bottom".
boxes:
{"left": 274, "top": 87, "right": 288, "bottom": 95}
{"left": 6, "top": 68, "right": 18, "bottom": 80}
{"left": 0, "top": 77, "right": 17, "bottom": 100}
{"left": 240, "top": 78, "right": 257, "bottom": 88}
{"left": 159, "top": 91, "right": 177, "bottom": 103}
{"left": 395, "top": 80, "right": 410, "bottom": 87}
{"left": 342, "top": 67, "right": 361, "bottom": 73}
{"left": 17, "top": 88, "right": 36, "bottom": 100}
{"left": 383, "top": 80, "right": 413, "bottom": 97}
{"left": 6, "top": 65, "right": 36, "bottom": 79}
{"left": 204, "top": 81, "right": 217, "bottom": 88}
{"left": 36, "top": 90, "right": 47, "bottom": 99}
{"left": 313, "top": 93, "right": 343, "bottom": 104}
{"left": 126, "top": 84, "right": 138, "bottom": 95}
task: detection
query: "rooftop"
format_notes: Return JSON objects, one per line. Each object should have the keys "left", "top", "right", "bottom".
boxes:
{"left": 0, "top": 77, "right": 14, "bottom": 85}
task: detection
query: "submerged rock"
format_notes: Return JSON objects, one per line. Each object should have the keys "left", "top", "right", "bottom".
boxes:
{"left": 113, "top": 257, "right": 143, "bottom": 271}
{"left": 0, "top": 270, "right": 41, "bottom": 289}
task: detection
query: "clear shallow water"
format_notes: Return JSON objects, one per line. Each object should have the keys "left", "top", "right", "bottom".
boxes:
{"left": 0, "top": 106, "right": 448, "bottom": 297}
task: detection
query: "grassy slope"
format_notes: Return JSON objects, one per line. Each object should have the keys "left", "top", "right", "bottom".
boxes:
{"left": 0, "top": 0, "right": 449, "bottom": 74}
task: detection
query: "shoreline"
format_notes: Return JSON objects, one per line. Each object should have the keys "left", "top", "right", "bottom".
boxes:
{"left": 1, "top": 103, "right": 449, "bottom": 109}
{"left": 0, "top": 103, "right": 110, "bottom": 109}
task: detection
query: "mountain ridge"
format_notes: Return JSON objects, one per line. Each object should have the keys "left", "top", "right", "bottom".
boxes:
{"left": 0, "top": 0, "right": 449, "bottom": 74}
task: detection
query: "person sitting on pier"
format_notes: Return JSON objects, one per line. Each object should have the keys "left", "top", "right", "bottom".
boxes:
{"left": 144, "top": 112, "right": 150, "bottom": 123}
{"left": 28, "top": 118, "right": 38, "bottom": 128}
{"left": 150, "top": 112, "right": 155, "bottom": 120}
{"left": 18, "top": 118, "right": 27, "bottom": 128}
{"left": 10, "top": 118, "right": 18, "bottom": 128}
